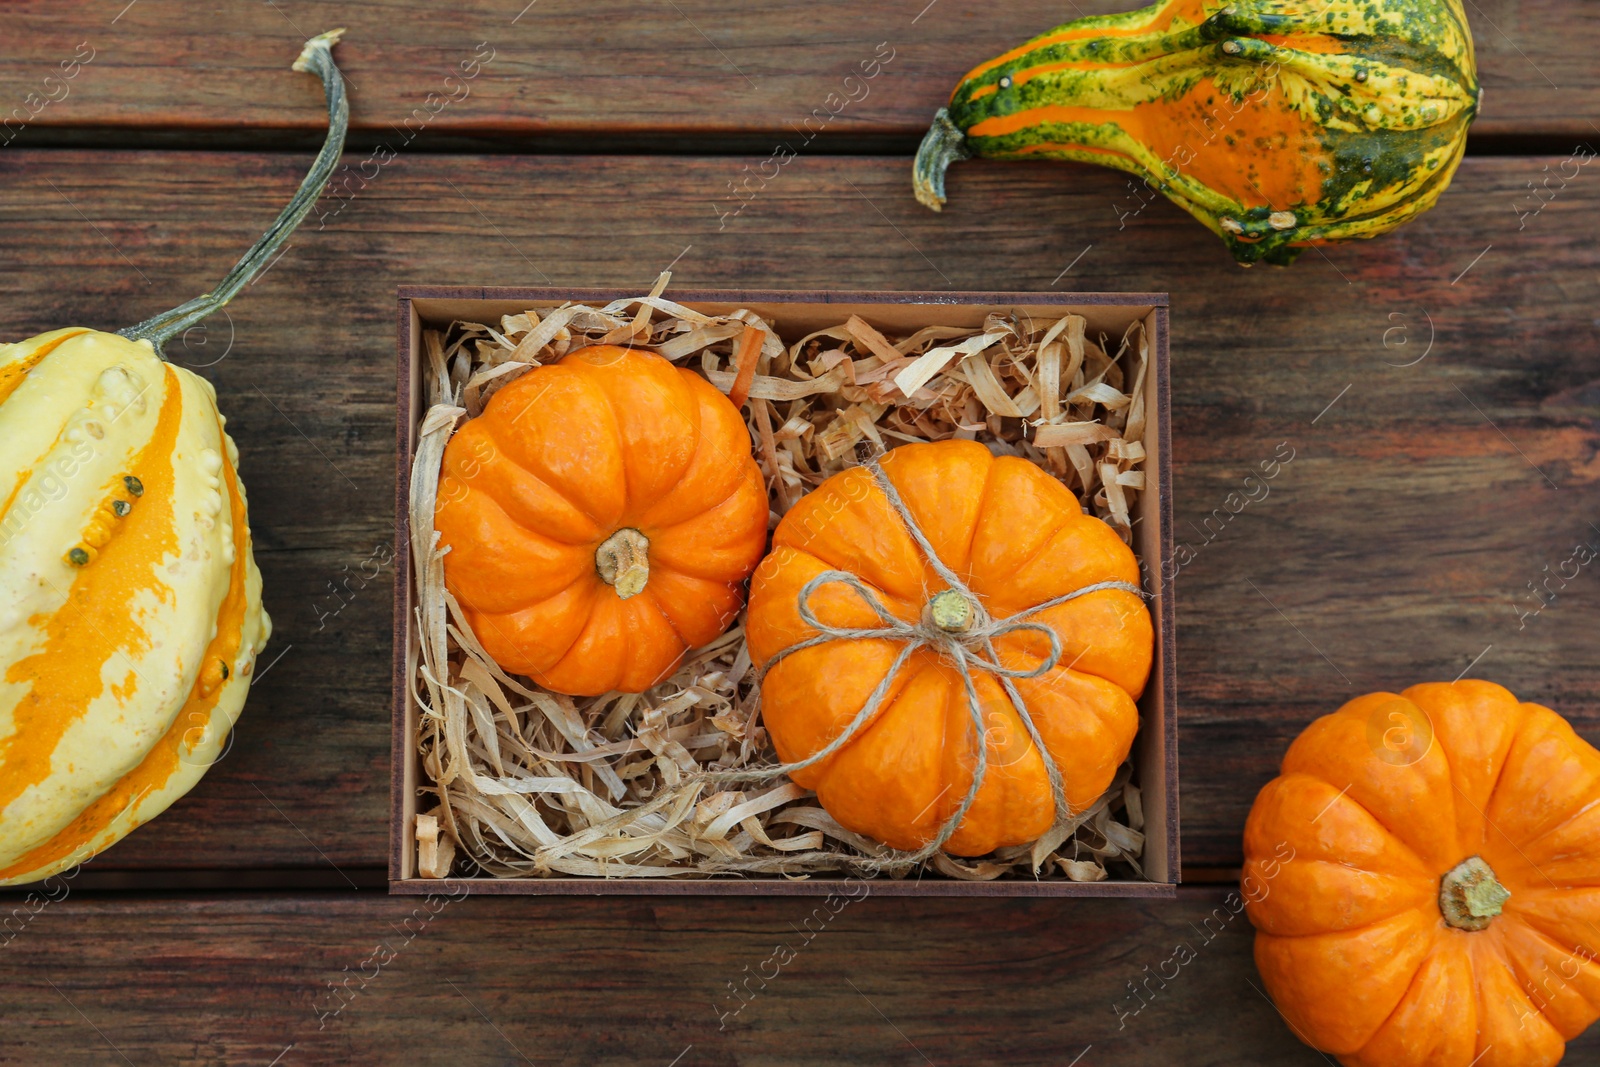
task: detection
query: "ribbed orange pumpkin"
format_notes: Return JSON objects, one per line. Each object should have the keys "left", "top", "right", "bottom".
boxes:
{"left": 1244, "top": 680, "right": 1600, "bottom": 1066}
{"left": 433, "top": 345, "right": 769, "bottom": 696}
{"left": 746, "top": 439, "right": 1152, "bottom": 856}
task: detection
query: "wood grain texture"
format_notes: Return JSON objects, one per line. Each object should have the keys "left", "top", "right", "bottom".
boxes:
{"left": 0, "top": 0, "right": 1590, "bottom": 151}
{"left": 15, "top": 886, "right": 1596, "bottom": 1065}
{"left": 0, "top": 149, "right": 1595, "bottom": 876}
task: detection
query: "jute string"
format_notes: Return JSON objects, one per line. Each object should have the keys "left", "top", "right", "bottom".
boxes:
{"left": 710, "top": 458, "right": 1143, "bottom": 870}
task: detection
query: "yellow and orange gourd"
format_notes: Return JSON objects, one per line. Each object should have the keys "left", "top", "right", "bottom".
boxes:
{"left": 0, "top": 32, "right": 347, "bottom": 886}
{"left": 914, "top": 0, "right": 1479, "bottom": 264}
{"left": 0, "top": 331, "right": 270, "bottom": 885}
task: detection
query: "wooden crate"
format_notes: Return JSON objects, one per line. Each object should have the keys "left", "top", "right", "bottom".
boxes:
{"left": 392, "top": 288, "right": 1177, "bottom": 896}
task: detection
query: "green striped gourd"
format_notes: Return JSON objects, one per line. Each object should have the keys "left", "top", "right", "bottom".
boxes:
{"left": 913, "top": 0, "right": 1479, "bottom": 265}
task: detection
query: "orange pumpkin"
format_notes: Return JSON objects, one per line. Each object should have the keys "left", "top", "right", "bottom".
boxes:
{"left": 1244, "top": 680, "right": 1600, "bottom": 1066}
{"left": 433, "top": 345, "right": 769, "bottom": 696}
{"left": 746, "top": 439, "right": 1152, "bottom": 856}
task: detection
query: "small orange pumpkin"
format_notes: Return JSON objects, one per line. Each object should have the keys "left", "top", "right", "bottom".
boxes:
{"left": 433, "top": 345, "right": 769, "bottom": 696}
{"left": 1244, "top": 680, "right": 1600, "bottom": 1066}
{"left": 746, "top": 439, "right": 1152, "bottom": 856}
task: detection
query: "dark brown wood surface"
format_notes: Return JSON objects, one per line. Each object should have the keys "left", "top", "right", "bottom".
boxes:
{"left": 14, "top": 886, "right": 1599, "bottom": 1066}
{"left": 0, "top": 0, "right": 1592, "bottom": 149}
{"left": 0, "top": 889, "right": 1253, "bottom": 1063}
{"left": 2, "top": 1, "right": 1598, "bottom": 1062}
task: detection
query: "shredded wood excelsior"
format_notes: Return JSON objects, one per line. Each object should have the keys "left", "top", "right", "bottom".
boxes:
{"left": 409, "top": 274, "right": 1151, "bottom": 883}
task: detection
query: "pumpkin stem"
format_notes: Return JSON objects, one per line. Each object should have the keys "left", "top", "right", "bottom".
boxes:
{"left": 912, "top": 108, "right": 971, "bottom": 212}
{"left": 118, "top": 30, "right": 350, "bottom": 354}
{"left": 928, "top": 589, "right": 976, "bottom": 633}
{"left": 1439, "top": 856, "right": 1511, "bottom": 931}
{"left": 596, "top": 528, "right": 651, "bottom": 600}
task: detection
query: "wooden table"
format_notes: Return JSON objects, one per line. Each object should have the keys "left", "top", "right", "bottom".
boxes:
{"left": 3, "top": 2, "right": 1596, "bottom": 1063}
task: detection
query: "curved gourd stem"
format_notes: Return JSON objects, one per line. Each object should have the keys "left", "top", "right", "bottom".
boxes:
{"left": 912, "top": 108, "right": 970, "bottom": 212}
{"left": 119, "top": 29, "right": 349, "bottom": 354}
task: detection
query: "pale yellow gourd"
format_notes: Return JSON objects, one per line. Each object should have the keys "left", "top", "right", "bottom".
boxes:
{"left": 0, "top": 330, "right": 270, "bottom": 884}
{"left": 0, "top": 32, "right": 347, "bottom": 886}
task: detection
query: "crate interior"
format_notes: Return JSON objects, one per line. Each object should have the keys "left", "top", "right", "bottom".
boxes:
{"left": 394, "top": 291, "right": 1174, "bottom": 894}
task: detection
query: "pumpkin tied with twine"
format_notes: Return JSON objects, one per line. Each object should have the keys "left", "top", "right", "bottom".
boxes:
{"left": 746, "top": 439, "right": 1153, "bottom": 858}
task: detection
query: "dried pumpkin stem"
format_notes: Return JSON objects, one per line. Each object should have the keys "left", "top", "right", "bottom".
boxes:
{"left": 119, "top": 30, "right": 350, "bottom": 354}
{"left": 1439, "top": 856, "right": 1510, "bottom": 931}
{"left": 928, "top": 589, "right": 976, "bottom": 633}
{"left": 596, "top": 528, "right": 650, "bottom": 599}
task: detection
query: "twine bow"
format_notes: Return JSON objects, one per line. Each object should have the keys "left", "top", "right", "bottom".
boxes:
{"left": 720, "top": 457, "right": 1144, "bottom": 869}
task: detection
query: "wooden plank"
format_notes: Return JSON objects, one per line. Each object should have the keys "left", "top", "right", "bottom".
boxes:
{"left": 15, "top": 887, "right": 1598, "bottom": 1064}
{"left": 0, "top": 0, "right": 1590, "bottom": 150}
{"left": 0, "top": 149, "right": 1595, "bottom": 876}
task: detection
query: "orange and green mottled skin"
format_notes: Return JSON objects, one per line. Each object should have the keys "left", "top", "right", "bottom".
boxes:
{"left": 919, "top": 0, "right": 1478, "bottom": 265}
